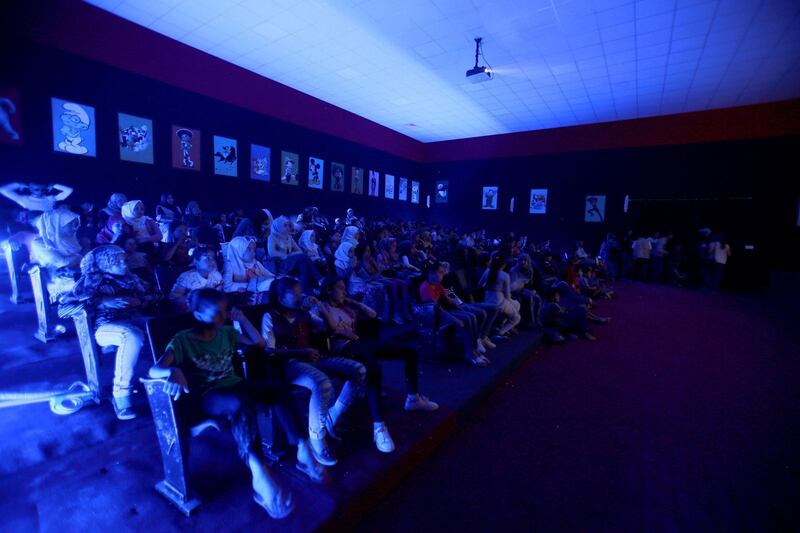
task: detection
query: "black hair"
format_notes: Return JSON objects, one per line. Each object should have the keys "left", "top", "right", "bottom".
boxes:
{"left": 191, "top": 245, "right": 215, "bottom": 262}
{"left": 424, "top": 261, "right": 443, "bottom": 278}
{"left": 486, "top": 252, "right": 507, "bottom": 287}
{"left": 354, "top": 242, "right": 370, "bottom": 261}
{"left": 319, "top": 276, "right": 345, "bottom": 301}
{"left": 268, "top": 276, "right": 301, "bottom": 308}
{"left": 187, "top": 288, "right": 227, "bottom": 313}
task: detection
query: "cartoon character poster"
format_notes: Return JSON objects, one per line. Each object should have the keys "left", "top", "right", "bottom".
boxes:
{"left": 368, "top": 170, "right": 380, "bottom": 197}
{"left": 280, "top": 151, "right": 299, "bottom": 185}
{"left": 384, "top": 174, "right": 395, "bottom": 199}
{"left": 308, "top": 156, "right": 324, "bottom": 189}
{"left": 411, "top": 181, "right": 420, "bottom": 204}
{"left": 435, "top": 180, "right": 448, "bottom": 203}
{"left": 398, "top": 178, "right": 408, "bottom": 201}
{"left": 351, "top": 167, "right": 364, "bottom": 194}
{"left": 118, "top": 113, "right": 153, "bottom": 164}
{"left": 171, "top": 125, "right": 201, "bottom": 170}
{"left": 52, "top": 98, "right": 96, "bottom": 157}
{"left": 585, "top": 195, "right": 606, "bottom": 222}
{"left": 331, "top": 162, "right": 345, "bottom": 192}
{"left": 213, "top": 136, "right": 238, "bottom": 176}
{"left": 529, "top": 189, "right": 548, "bottom": 214}
{"left": 0, "top": 87, "right": 22, "bottom": 144}
{"left": 250, "top": 144, "right": 271, "bottom": 181}
{"left": 482, "top": 186, "right": 498, "bottom": 210}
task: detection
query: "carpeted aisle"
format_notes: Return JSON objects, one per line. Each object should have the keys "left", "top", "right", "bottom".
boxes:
{"left": 355, "top": 282, "right": 800, "bottom": 532}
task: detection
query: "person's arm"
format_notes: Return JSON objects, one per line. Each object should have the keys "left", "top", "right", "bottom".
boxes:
{"left": 149, "top": 350, "right": 190, "bottom": 400}
{"left": 267, "top": 235, "right": 286, "bottom": 258}
{"left": 50, "top": 183, "right": 73, "bottom": 202}
{"left": 0, "top": 182, "right": 25, "bottom": 205}
{"left": 288, "top": 237, "right": 301, "bottom": 255}
{"left": 230, "top": 308, "right": 265, "bottom": 348}
{"left": 317, "top": 302, "right": 357, "bottom": 339}
{"left": 502, "top": 272, "right": 512, "bottom": 300}
{"left": 347, "top": 298, "right": 378, "bottom": 320}
{"left": 222, "top": 263, "right": 247, "bottom": 292}
{"left": 478, "top": 269, "right": 489, "bottom": 288}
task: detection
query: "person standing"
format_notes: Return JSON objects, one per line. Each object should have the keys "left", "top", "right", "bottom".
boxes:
{"left": 707, "top": 235, "right": 731, "bottom": 290}
{"left": 631, "top": 234, "right": 652, "bottom": 281}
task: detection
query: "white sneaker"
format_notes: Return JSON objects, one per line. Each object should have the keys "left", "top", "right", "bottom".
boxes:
{"left": 481, "top": 336, "right": 496, "bottom": 349}
{"left": 373, "top": 423, "right": 395, "bottom": 453}
{"left": 476, "top": 339, "right": 487, "bottom": 353}
{"left": 404, "top": 394, "right": 439, "bottom": 412}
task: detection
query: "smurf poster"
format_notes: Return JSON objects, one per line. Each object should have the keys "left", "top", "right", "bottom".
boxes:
{"left": 411, "top": 181, "right": 420, "bottom": 204}
{"left": 351, "top": 167, "right": 364, "bottom": 194}
{"left": 384, "top": 174, "right": 395, "bottom": 199}
{"left": 213, "top": 136, "right": 238, "bottom": 177}
{"left": 0, "top": 87, "right": 22, "bottom": 144}
{"left": 250, "top": 144, "right": 270, "bottom": 181}
{"left": 331, "top": 162, "right": 345, "bottom": 192}
{"left": 308, "top": 156, "right": 324, "bottom": 189}
{"left": 398, "top": 177, "right": 408, "bottom": 201}
{"left": 118, "top": 113, "right": 153, "bottom": 164}
{"left": 172, "top": 125, "right": 201, "bottom": 171}
{"left": 52, "top": 98, "right": 96, "bottom": 157}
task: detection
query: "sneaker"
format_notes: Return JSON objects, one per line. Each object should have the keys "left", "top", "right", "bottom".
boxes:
{"left": 481, "top": 336, "right": 497, "bottom": 349}
{"left": 324, "top": 413, "right": 342, "bottom": 441}
{"left": 404, "top": 394, "right": 439, "bottom": 412}
{"left": 581, "top": 332, "right": 597, "bottom": 341}
{"left": 310, "top": 438, "right": 338, "bottom": 466}
{"left": 112, "top": 396, "right": 137, "bottom": 421}
{"left": 373, "top": 424, "right": 395, "bottom": 453}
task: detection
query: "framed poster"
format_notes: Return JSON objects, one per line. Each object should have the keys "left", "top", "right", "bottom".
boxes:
{"left": 529, "top": 189, "right": 547, "bottom": 214}
{"left": 482, "top": 186, "right": 498, "bottom": 210}
{"left": 0, "top": 87, "right": 22, "bottom": 144}
{"left": 351, "top": 167, "right": 364, "bottom": 194}
{"left": 398, "top": 177, "right": 408, "bottom": 201}
{"left": 52, "top": 98, "right": 96, "bottom": 157}
{"left": 384, "top": 174, "right": 395, "bottom": 199}
{"left": 368, "top": 170, "right": 380, "bottom": 197}
{"left": 118, "top": 113, "right": 153, "bottom": 164}
{"left": 435, "top": 180, "right": 448, "bottom": 203}
{"left": 213, "top": 136, "right": 238, "bottom": 176}
{"left": 411, "top": 181, "right": 420, "bottom": 204}
{"left": 308, "top": 156, "right": 324, "bottom": 189}
{"left": 331, "top": 162, "right": 345, "bottom": 191}
{"left": 250, "top": 144, "right": 270, "bottom": 181}
{"left": 585, "top": 195, "right": 606, "bottom": 222}
{"left": 280, "top": 151, "right": 299, "bottom": 185}
{"left": 171, "top": 125, "right": 201, "bottom": 170}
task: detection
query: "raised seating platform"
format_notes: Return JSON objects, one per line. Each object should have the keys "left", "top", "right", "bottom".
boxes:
{"left": 0, "top": 269, "right": 542, "bottom": 530}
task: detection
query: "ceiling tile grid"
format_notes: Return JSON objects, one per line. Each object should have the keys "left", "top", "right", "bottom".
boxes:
{"left": 85, "top": 0, "right": 800, "bottom": 141}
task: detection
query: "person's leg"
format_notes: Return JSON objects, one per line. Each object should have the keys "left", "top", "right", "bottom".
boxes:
{"left": 94, "top": 322, "right": 144, "bottom": 417}
{"left": 315, "top": 356, "right": 367, "bottom": 425}
{"left": 283, "top": 360, "right": 333, "bottom": 443}
{"left": 441, "top": 310, "right": 475, "bottom": 358}
{"left": 372, "top": 342, "right": 419, "bottom": 395}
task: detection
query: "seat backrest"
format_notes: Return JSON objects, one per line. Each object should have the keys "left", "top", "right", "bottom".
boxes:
{"left": 154, "top": 265, "right": 191, "bottom": 297}
{"left": 146, "top": 312, "right": 198, "bottom": 362}
{"left": 409, "top": 273, "right": 427, "bottom": 303}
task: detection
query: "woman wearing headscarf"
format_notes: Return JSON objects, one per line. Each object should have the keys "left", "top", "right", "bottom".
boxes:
{"left": 121, "top": 200, "right": 161, "bottom": 245}
{"left": 183, "top": 201, "right": 203, "bottom": 232}
{"left": 97, "top": 192, "right": 127, "bottom": 230}
{"left": 298, "top": 229, "right": 329, "bottom": 279}
{"left": 268, "top": 216, "right": 313, "bottom": 290}
{"left": 58, "top": 245, "right": 157, "bottom": 419}
{"left": 31, "top": 206, "right": 86, "bottom": 299}
{"left": 155, "top": 192, "right": 183, "bottom": 242}
{"left": 223, "top": 236, "right": 275, "bottom": 304}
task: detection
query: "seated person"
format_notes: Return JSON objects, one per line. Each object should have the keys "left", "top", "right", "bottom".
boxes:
{"left": 297, "top": 229, "right": 329, "bottom": 279}
{"left": 223, "top": 236, "right": 274, "bottom": 305}
{"left": 148, "top": 289, "right": 317, "bottom": 519}
{"left": 509, "top": 253, "right": 543, "bottom": 327}
{"left": 398, "top": 240, "right": 425, "bottom": 272}
{"left": 376, "top": 238, "right": 417, "bottom": 278}
{"left": 478, "top": 253, "right": 522, "bottom": 336}
{"left": 59, "top": 245, "right": 158, "bottom": 419}
{"left": 419, "top": 262, "right": 494, "bottom": 367}
{"left": 121, "top": 200, "right": 162, "bottom": 260}
{"left": 0, "top": 181, "right": 73, "bottom": 212}
{"left": 96, "top": 215, "right": 132, "bottom": 245}
{"left": 356, "top": 243, "right": 411, "bottom": 324}
{"left": 317, "top": 277, "right": 437, "bottom": 418}
{"left": 30, "top": 206, "right": 85, "bottom": 299}
{"left": 161, "top": 221, "right": 193, "bottom": 269}
{"left": 540, "top": 287, "right": 595, "bottom": 341}
{"left": 169, "top": 246, "right": 223, "bottom": 312}
{"left": 261, "top": 277, "right": 367, "bottom": 464}
{"left": 155, "top": 192, "right": 183, "bottom": 242}
{"left": 97, "top": 193, "right": 127, "bottom": 231}
{"left": 267, "top": 216, "right": 313, "bottom": 290}
{"left": 122, "top": 236, "right": 153, "bottom": 283}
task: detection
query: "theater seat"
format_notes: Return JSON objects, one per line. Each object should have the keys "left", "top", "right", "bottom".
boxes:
{"left": 4, "top": 242, "right": 27, "bottom": 304}
{"left": 29, "top": 264, "right": 66, "bottom": 342}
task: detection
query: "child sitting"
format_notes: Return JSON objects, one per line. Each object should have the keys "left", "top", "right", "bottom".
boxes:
{"left": 169, "top": 246, "right": 223, "bottom": 312}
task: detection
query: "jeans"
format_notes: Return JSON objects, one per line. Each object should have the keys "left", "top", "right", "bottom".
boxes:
{"left": 441, "top": 306, "right": 484, "bottom": 356}
{"left": 284, "top": 357, "right": 366, "bottom": 439}
{"left": 200, "top": 381, "right": 304, "bottom": 461}
{"left": 94, "top": 321, "right": 144, "bottom": 399}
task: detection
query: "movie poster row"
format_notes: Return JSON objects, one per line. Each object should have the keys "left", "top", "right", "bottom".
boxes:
{"left": 1, "top": 91, "right": 422, "bottom": 203}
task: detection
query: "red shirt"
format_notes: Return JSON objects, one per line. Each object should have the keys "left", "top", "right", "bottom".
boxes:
{"left": 419, "top": 281, "right": 445, "bottom": 304}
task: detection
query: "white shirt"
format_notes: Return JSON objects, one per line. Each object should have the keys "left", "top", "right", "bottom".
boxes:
{"left": 632, "top": 238, "right": 652, "bottom": 259}
{"left": 169, "top": 270, "right": 223, "bottom": 300}
{"left": 709, "top": 242, "right": 731, "bottom": 265}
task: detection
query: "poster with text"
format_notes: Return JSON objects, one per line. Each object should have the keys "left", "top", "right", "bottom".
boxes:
{"left": 308, "top": 156, "right": 324, "bottom": 189}
{"left": 384, "top": 174, "right": 395, "bottom": 199}
{"left": 368, "top": 170, "right": 380, "bottom": 197}
{"left": 435, "top": 180, "right": 448, "bottom": 203}
{"left": 585, "top": 195, "right": 606, "bottom": 223}
{"left": 118, "top": 113, "right": 153, "bottom": 164}
{"left": 52, "top": 98, "right": 96, "bottom": 157}
{"left": 250, "top": 144, "right": 271, "bottom": 181}
{"left": 398, "top": 177, "right": 408, "bottom": 201}
{"left": 213, "top": 136, "right": 238, "bottom": 176}
{"left": 280, "top": 151, "right": 299, "bottom": 185}
{"left": 482, "top": 186, "right": 498, "bottom": 210}
{"left": 411, "top": 181, "right": 420, "bottom": 204}
{"left": 351, "top": 167, "right": 364, "bottom": 194}
{"left": 171, "top": 125, "right": 201, "bottom": 170}
{"left": 0, "top": 87, "right": 22, "bottom": 144}
{"left": 331, "top": 162, "right": 345, "bottom": 191}
{"left": 529, "top": 189, "right": 548, "bottom": 214}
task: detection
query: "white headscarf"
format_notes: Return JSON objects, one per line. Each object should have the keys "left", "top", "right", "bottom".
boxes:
{"left": 298, "top": 230, "right": 321, "bottom": 260}
{"left": 334, "top": 241, "right": 356, "bottom": 274}
{"left": 226, "top": 236, "right": 256, "bottom": 278}
{"left": 342, "top": 226, "right": 360, "bottom": 246}
{"left": 121, "top": 200, "right": 149, "bottom": 237}
{"left": 33, "top": 207, "right": 82, "bottom": 264}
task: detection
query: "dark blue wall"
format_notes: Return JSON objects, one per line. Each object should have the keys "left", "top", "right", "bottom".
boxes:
{"left": 0, "top": 40, "right": 425, "bottom": 221}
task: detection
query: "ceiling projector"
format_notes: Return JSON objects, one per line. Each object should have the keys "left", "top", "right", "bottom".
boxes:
{"left": 466, "top": 37, "right": 493, "bottom": 83}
